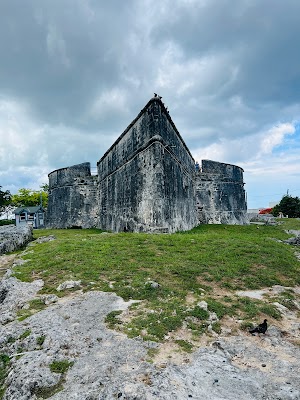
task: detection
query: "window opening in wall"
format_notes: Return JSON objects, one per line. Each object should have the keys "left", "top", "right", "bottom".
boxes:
{"left": 28, "top": 214, "right": 34, "bottom": 220}
{"left": 20, "top": 213, "right": 26, "bottom": 221}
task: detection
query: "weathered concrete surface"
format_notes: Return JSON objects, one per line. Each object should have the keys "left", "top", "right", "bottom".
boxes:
{"left": 1, "top": 257, "right": 299, "bottom": 400}
{"left": 0, "top": 225, "right": 33, "bottom": 255}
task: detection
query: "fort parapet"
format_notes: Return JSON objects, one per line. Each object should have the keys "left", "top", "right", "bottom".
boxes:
{"left": 47, "top": 97, "right": 248, "bottom": 231}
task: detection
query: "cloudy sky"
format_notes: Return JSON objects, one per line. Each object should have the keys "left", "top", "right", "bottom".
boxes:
{"left": 1, "top": 0, "right": 299, "bottom": 209}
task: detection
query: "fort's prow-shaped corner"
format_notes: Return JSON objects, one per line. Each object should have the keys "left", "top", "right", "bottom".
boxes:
{"left": 46, "top": 96, "right": 248, "bottom": 232}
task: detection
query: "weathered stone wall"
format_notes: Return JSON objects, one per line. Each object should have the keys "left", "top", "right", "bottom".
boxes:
{"left": 98, "top": 98, "right": 196, "bottom": 232}
{"left": 46, "top": 98, "right": 248, "bottom": 232}
{"left": 47, "top": 163, "right": 98, "bottom": 228}
{"left": 195, "top": 160, "right": 248, "bottom": 225}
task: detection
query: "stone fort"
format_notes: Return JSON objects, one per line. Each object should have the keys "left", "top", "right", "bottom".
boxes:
{"left": 46, "top": 96, "right": 248, "bottom": 232}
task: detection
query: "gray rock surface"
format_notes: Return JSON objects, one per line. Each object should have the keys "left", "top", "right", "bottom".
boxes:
{"left": 0, "top": 278, "right": 299, "bottom": 399}
{"left": 284, "top": 236, "right": 300, "bottom": 245}
{"left": 0, "top": 225, "right": 33, "bottom": 255}
{"left": 0, "top": 276, "right": 43, "bottom": 324}
{"left": 56, "top": 280, "right": 82, "bottom": 291}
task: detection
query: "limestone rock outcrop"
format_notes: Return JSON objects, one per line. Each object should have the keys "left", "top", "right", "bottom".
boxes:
{"left": 0, "top": 225, "right": 33, "bottom": 255}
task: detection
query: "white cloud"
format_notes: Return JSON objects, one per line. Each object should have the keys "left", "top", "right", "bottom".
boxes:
{"left": 0, "top": 0, "right": 300, "bottom": 208}
{"left": 89, "top": 88, "right": 130, "bottom": 120}
{"left": 259, "top": 123, "right": 295, "bottom": 155}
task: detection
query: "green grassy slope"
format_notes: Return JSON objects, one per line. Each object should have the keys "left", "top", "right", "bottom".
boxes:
{"left": 12, "top": 219, "right": 300, "bottom": 341}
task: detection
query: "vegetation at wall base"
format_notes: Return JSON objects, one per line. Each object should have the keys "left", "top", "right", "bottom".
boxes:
{"left": 11, "top": 219, "right": 300, "bottom": 342}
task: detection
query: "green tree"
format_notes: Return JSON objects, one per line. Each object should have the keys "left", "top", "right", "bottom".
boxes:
{"left": 271, "top": 195, "right": 300, "bottom": 218}
{"left": 11, "top": 186, "right": 48, "bottom": 208}
{"left": 0, "top": 186, "right": 11, "bottom": 213}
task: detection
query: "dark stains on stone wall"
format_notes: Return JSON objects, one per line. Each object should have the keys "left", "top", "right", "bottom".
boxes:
{"left": 98, "top": 99, "right": 196, "bottom": 233}
{"left": 195, "top": 160, "right": 248, "bottom": 225}
{"left": 47, "top": 163, "right": 98, "bottom": 228}
{"left": 46, "top": 97, "right": 248, "bottom": 232}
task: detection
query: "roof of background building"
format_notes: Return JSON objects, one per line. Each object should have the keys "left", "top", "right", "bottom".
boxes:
{"left": 14, "top": 206, "right": 44, "bottom": 214}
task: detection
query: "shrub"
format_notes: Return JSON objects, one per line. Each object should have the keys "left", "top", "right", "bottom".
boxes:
{"left": 188, "top": 306, "right": 209, "bottom": 320}
{"left": 49, "top": 360, "right": 74, "bottom": 374}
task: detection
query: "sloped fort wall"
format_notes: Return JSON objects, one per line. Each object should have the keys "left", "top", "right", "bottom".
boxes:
{"left": 47, "top": 97, "right": 248, "bottom": 231}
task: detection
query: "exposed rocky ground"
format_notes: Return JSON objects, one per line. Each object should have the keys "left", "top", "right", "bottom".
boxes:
{"left": 0, "top": 225, "right": 33, "bottom": 256}
{"left": 0, "top": 237, "right": 300, "bottom": 399}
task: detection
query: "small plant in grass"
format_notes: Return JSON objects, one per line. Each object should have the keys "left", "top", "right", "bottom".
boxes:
{"left": 31, "top": 381, "right": 65, "bottom": 399}
{"left": 145, "top": 314, "right": 183, "bottom": 341}
{"left": 19, "top": 329, "right": 31, "bottom": 340}
{"left": 186, "top": 320, "right": 209, "bottom": 336}
{"left": 125, "top": 301, "right": 186, "bottom": 341}
{"left": 240, "top": 321, "right": 254, "bottom": 331}
{"left": 6, "top": 336, "right": 16, "bottom": 344}
{"left": 188, "top": 306, "right": 209, "bottom": 320}
{"left": 146, "top": 347, "right": 159, "bottom": 362}
{"left": 17, "top": 346, "right": 24, "bottom": 353}
{"left": 105, "top": 310, "right": 123, "bottom": 329}
{"left": 0, "top": 354, "right": 10, "bottom": 398}
{"left": 175, "top": 339, "right": 193, "bottom": 353}
{"left": 36, "top": 335, "right": 46, "bottom": 346}
{"left": 235, "top": 297, "right": 260, "bottom": 319}
{"left": 49, "top": 360, "right": 74, "bottom": 374}
{"left": 29, "top": 298, "right": 46, "bottom": 311}
{"left": 206, "top": 298, "right": 228, "bottom": 319}
{"left": 223, "top": 296, "right": 234, "bottom": 303}
{"left": 280, "top": 298, "right": 298, "bottom": 311}
{"left": 259, "top": 304, "right": 282, "bottom": 320}
{"left": 16, "top": 298, "right": 47, "bottom": 321}
{"left": 275, "top": 290, "right": 298, "bottom": 311}
{"left": 211, "top": 321, "right": 222, "bottom": 334}
{"left": 17, "top": 312, "right": 32, "bottom": 322}
{"left": 280, "top": 290, "right": 296, "bottom": 300}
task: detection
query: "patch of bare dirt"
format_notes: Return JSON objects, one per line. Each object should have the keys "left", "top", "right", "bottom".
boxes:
{"left": 0, "top": 254, "right": 17, "bottom": 277}
{"left": 196, "top": 276, "right": 235, "bottom": 296}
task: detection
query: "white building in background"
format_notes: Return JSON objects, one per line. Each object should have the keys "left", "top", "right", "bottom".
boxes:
{"left": 14, "top": 206, "right": 45, "bottom": 228}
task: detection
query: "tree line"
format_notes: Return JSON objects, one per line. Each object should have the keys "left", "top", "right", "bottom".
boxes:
{"left": 0, "top": 185, "right": 49, "bottom": 219}
{"left": 271, "top": 195, "right": 300, "bottom": 218}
